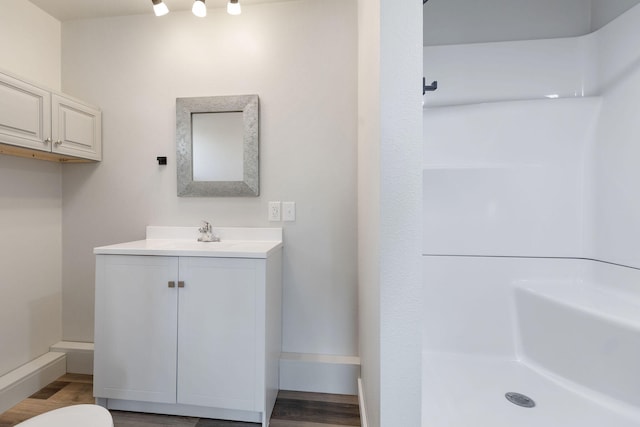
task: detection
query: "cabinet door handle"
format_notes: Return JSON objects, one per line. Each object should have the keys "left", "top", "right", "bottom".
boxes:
{"left": 54, "top": 140, "right": 63, "bottom": 146}
{"left": 44, "top": 138, "right": 52, "bottom": 144}
{"left": 168, "top": 281, "right": 176, "bottom": 288}
{"left": 178, "top": 281, "right": 185, "bottom": 288}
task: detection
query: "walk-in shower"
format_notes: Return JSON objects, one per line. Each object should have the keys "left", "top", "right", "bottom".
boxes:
{"left": 422, "top": 3, "right": 640, "bottom": 426}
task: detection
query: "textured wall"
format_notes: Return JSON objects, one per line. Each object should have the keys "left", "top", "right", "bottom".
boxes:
{"left": 380, "top": 0, "right": 423, "bottom": 425}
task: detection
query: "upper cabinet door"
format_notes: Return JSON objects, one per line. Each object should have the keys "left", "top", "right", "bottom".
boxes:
{"left": 52, "top": 93, "right": 102, "bottom": 161}
{"left": 0, "top": 73, "right": 51, "bottom": 151}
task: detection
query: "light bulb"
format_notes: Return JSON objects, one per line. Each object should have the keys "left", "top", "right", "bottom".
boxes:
{"left": 192, "top": 0, "right": 207, "bottom": 17}
{"left": 152, "top": 0, "right": 169, "bottom": 16}
{"left": 227, "top": 0, "right": 241, "bottom": 15}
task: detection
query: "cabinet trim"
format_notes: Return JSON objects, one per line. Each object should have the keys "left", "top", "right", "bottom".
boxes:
{"left": 0, "top": 142, "right": 96, "bottom": 163}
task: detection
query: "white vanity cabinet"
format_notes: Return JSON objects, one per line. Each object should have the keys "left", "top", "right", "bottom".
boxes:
{"left": 177, "top": 256, "right": 262, "bottom": 411}
{"left": 94, "top": 255, "right": 179, "bottom": 404}
{"left": 94, "top": 227, "right": 282, "bottom": 426}
{"left": 0, "top": 70, "right": 101, "bottom": 162}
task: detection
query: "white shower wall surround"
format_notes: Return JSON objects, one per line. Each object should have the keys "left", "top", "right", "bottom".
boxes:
{"left": 422, "top": 2, "right": 640, "bottom": 263}
{"left": 423, "top": 97, "right": 600, "bottom": 258}
{"left": 423, "top": 2, "right": 640, "bottom": 108}
{"left": 423, "top": 3, "right": 640, "bottom": 426}
{"left": 423, "top": 37, "right": 595, "bottom": 107}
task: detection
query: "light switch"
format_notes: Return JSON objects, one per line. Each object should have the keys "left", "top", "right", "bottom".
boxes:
{"left": 283, "top": 201, "right": 296, "bottom": 221}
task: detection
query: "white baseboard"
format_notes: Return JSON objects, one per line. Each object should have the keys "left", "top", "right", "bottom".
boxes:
{"left": 279, "top": 353, "right": 360, "bottom": 395}
{"left": 33, "top": 345, "right": 357, "bottom": 396}
{"left": 0, "top": 352, "right": 66, "bottom": 414}
{"left": 358, "top": 377, "right": 369, "bottom": 427}
{"left": 50, "top": 341, "right": 94, "bottom": 375}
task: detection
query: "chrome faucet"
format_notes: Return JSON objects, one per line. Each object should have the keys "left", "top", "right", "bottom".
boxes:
{"left": 197, "top": 221, "right": 220, "bottom": 242}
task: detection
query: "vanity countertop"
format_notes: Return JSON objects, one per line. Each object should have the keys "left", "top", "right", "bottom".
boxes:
{"left": 94, "top": 226, "right": 282, "bottom": 259}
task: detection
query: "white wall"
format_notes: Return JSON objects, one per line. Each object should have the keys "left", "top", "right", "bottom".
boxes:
{"left": 60, "top": 0, "right": 359, "bottom": 364}
{"left": 0, "top": 0, "right": 62, "bottom": 377}
{"left": 357, "top": 0, "right": 381, "bottom": 422}
{"left": 358, "top": 0, "right": 423, "bottom": 424}
{"left": 379, "top": 0, "right": 423, "bottom": 423}
{"left": 0, "top": 0, "right": 61, "bottom": 90}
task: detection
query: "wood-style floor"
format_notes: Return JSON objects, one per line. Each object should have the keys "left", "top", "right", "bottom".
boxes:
{"left": 0, "top": 374, "right": 360, "bottom": 427}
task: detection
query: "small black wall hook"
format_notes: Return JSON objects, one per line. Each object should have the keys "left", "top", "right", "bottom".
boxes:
{"left": 423, "top": 77, "right": 438, "bottom": 94}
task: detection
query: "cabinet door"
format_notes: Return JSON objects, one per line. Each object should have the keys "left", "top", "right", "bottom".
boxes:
{"left": 177, "top": 257, "right": 258, "bottom": 411}
{"left": 94, "top": 255, "right": 178, "bottom": 403}
{"left": 0, "top": 72, "right": 51, "bottom": 151}
{"left": 52, "top": 93, "right": 102, "bottom": 160}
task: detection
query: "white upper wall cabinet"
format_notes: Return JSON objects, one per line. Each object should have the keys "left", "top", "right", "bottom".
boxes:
{"left": 0, "top": 72, "right": 51, "bottom": 150}
{"left": 51, "top": 93, "right": 101, "bottom": 161}
{"left": 0, "top": 70, "right": 101, "bottom": 162}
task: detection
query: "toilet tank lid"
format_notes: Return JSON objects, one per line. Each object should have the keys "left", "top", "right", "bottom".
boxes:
{"left": 15, "top": 404, "right": 113, "bottom": 427}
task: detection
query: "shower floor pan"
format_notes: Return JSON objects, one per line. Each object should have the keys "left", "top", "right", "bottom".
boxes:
{"left": 423, "top": 280, "right": 640, "bottom": 426}
{"left": 422, "top": 354, "right": 640, "bottom": 427}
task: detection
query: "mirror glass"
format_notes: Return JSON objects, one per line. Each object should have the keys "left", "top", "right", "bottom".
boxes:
{"left": 192, "top": 112, "right": 244, "bottom": 181}
{"left": 176, "top": 95, "right": 259, "bottom": 197}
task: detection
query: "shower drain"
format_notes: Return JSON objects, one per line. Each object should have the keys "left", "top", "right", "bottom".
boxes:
{"left": 505, "top": 392, "right": 536, "bottom": 408}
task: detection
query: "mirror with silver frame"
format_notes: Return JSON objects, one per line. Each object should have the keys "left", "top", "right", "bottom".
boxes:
{"left": 176, "top": 94, "right": 259, "bottom": 197}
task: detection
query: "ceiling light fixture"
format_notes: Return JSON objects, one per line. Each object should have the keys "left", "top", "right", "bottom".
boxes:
{"left": 151, "top": 0, "right": 169, "bottom": 16}
{"left": 227, "top": 0, "right": 241, "bottom": 15}
{"left": 192, "top": 0, "right": 207, "bottom": 17}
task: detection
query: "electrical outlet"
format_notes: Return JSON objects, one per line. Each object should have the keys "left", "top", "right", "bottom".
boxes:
{"left": 268, "top": 201, "right": 281, "bottom": 221}
{"left": 283, "top": 201, "right": 296, "bottom": 221}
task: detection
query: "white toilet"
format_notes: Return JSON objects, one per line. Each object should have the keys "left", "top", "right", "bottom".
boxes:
{"left": 15, "top": 404, "right": 113, "bottom": 427}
